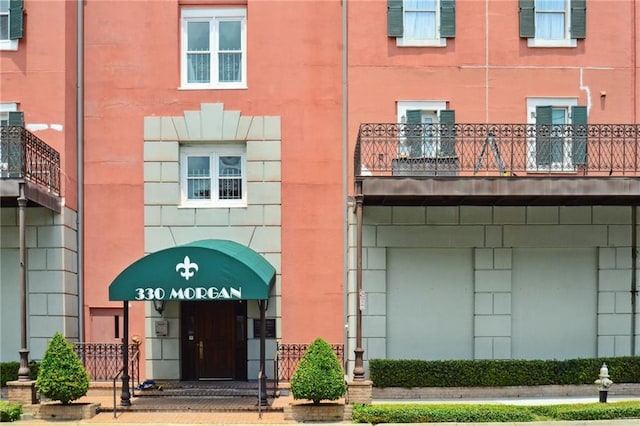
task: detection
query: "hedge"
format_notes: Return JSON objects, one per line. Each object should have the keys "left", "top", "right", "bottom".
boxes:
{"left": 369, "top": 357, "right": 640, "bottom": 388}
{"left": 353, "top": 404, "right": 535, "bottom": 423}
{"left": 0, "top": 362, "right": 39, "bottom": 387}
{"left": 352, "top": 401, "right": 640, "bottom": 423}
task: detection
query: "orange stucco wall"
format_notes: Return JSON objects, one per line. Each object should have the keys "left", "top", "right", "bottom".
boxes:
{"left": 347, "top": 0, "right": 640, "bottom": 181}
{"left": 1, "top": 0, "right": 78, "bottom": 208}
{"left": 82, "top": 0, "right": 345, "bottom": 353}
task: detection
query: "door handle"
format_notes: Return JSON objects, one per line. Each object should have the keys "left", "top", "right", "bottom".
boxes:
{"left": 198, "top": 341, "right": 203, "bottom": 360}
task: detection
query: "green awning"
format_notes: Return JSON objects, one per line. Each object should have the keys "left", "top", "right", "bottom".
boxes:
{"left": 108, "top": 239, "right": 275, "bottom": 301}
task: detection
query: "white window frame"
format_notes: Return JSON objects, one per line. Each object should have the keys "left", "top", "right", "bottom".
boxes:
{"left": 180, "top": 8, "right": 247, "bottom": 90}
{"left": 0, "top": 103, "right": 18, "bottom": 175}
{"left": 527, "top": 0, "right": 576, "bottom": 48}
{"left": 396, "top": 0, "right": 447, "bottom": 47}
{"left": 180, "top": 144, "right": 247, "bottom": 208}
{"left": 0, "top": 0, "right": 18, "bottom": 51}
{"left": 397, "top": 100, "right": 448, "bottom": 157}
{"left": 526, "top": 97, "right": 578, "bottom": 171}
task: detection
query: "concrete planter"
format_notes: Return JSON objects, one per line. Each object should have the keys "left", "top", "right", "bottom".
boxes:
{"left": 34, "top": 402, "right": 100, "bottom": 421}
{"left": 284, "top": 400, "right": 351, "bottom": 422}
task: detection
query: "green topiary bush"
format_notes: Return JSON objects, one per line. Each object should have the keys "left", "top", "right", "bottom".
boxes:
{"left": 290, "top": 337, "right": 346, "bottom": 404}
{"left": 35, "top": 333, "right": 90, "bottom": 405}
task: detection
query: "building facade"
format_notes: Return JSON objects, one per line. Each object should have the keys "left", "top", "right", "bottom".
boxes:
{"left": 1, "top": 0, "right": 639, "bottom": 385}
{"left": 346, "top": 0, "right": 640, "bottom": 376}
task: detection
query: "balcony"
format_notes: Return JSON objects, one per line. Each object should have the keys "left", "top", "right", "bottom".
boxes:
{"left": 354, "top": 123, "right": 640, "bottom": 206}
{"left": 0, "top": 126, "right": 62, "bottom": 212}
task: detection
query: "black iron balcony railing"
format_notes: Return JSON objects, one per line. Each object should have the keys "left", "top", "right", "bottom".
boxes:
{"left": 0, "top": 125, "right": 61, "bottom": 194}
{"left": 355, "top": 123, "right": 640, "bottom": 177}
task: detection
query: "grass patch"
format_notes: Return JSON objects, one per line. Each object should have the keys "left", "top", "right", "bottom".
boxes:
{"left": 352, "top": 401, "right": 640, "bottom": 423}
{"left": 0, "top": 401, "right": 22, "bottom": 422}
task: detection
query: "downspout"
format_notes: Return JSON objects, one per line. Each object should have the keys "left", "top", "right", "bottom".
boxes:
{"left": 632, "top": 206, "right": 637, "bottom": 356}
{"left": 631, "top": 0, "right": 637, "bottom": 356}
{"left": 342, "top": 0, "right": 349, "bottom": 374}
{"left": 76, "top": 0, "right": 84, "bottom": 342}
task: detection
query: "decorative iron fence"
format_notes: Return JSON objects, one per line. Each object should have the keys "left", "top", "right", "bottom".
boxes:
{"left": 274, "top": 342, "right": 344, "bottom": 383}
{"left": 74, "top": 343, "right": 140, "bottom": 386}
{"left": 0, "top": 125, "right": 61, "bottom": 193}
{"left": 355, "top": 123, "right": 640, "bottom": 177}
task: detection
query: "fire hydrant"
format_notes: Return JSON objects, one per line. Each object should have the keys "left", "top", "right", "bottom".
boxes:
{"left": 594, "top": 363, "right": 613, "bottom": 403}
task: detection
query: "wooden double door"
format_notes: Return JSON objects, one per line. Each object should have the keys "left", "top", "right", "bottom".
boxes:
{"left": 181, "top": 301, "right": 247, "bottom": 380}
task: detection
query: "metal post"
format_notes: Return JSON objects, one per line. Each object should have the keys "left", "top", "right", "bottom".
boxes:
{"left": 17, "top": 182, "right": 30, "bottom": 381}
{"left": 353, "top": 192, "right": 365, "bottom": 381}
{"left": 120, "top": 301, "right": 131, "bottom": 406}
{"left": 258, "top": 300, "right": 268, "bottom": 406}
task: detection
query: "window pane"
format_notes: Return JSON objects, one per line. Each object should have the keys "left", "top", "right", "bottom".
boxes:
{"left": 536, "top": 13, "right": 564, "bottom": 39}
{"left": 219, "top": 178, "right": 242, "bottom": 200}
{"left": 219, "top": 156, "right": 241, "bottom": 176}
{"left": 537, "top": 0, "right": 565, "bottom": 11}
{"left": 219, "top": 53, "right": 241, "bottom": 82}
{"left": 550, "top": 108, "right": 566, "bottom": 164}
{"left": 187, "top": 156, "right": 210, "bottom": 200}
{"left": 219, "top": 21, "right": 241, "bottom": 51}
{"left": 405, "top": 0, "right": 436, "bottom": 11}
{"left": 188, "top": 53, "right": 211, "bottom": 83}
{"left": 188, "top": 22, "right": 210, "bottom": 51}
{"left": 188, "top": 156, "right": 210, "bottom": 177}
{"left": 188, "top": 179, "right": 211, "bottom": 199}
{"left": 218, "top": 156, "right": 242, "bottom": 200}
{"left": 0, "top": 15, "right": 8, "bottom": 41}
{"left": 405, "top": 11, "right": 436, "bottom": 39}
{"left": 0, "top": 0, "right": 8, "bottom": 13}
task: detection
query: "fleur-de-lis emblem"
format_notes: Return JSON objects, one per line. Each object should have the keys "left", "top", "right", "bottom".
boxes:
{"left": 176, "top": 256, "right": 199, "bottom": 281}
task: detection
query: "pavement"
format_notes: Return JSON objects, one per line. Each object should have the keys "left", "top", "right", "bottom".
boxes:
{"left": 9, "top": 394, "right": 640, "bottom": 426}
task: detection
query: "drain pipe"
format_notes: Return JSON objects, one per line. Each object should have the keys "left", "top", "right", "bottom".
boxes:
{"left": 632, "top": 206, "right": 637, "bottom": 355}
{"left": 76, "top": 0, "right": 85, "bottom": 342}
{"left": 341, "top": 0, "right": 349, "bottom": 376}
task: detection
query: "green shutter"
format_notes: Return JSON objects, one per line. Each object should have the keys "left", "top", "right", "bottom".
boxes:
{"left": 571, "top": 0, "right": 586, "bottom": 39}
{"left": 406, "top": 110, "right": 422, "bottom": 157}
{"left": 536, "top": 106, "right": 552, "bottom": 166}
{"left": 439, "top": 109, "right": 456, "bottom": 157}
{"left": 440, "top": 0, "right": 456, "bottom": 38}
{"left": 8, "top": 111, "right": 24, "bottom": 126}
{"left": 9, "top": 0, "right": 24, "bottom": 40}
{"left": 388, "top": 0, "right": 404, "bottom": 37}
{"left": 519, "top": 0, "right": 535, "bottom": 38}
{"left": 571, "top": 106, "right": 587, "bottom": 166}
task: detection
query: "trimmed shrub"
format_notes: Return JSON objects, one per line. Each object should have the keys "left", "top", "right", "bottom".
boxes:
{"left": 290, "top": 337, "right": 346, "bottom": 404}
{"left": 35, "top": 333, "right": 90, "bottom": 404}
{"left": 0, "top": 401, "right": 22, "bottom": 422}
{"left": 369, "top": 357, "right": 640, "bottom": 388}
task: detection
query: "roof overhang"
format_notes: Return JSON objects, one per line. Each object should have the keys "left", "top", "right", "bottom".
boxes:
{"left": 108, "top": 239, "right": 276, "bottom": 301}
{"left": 357, "top": 176, "right": 640, "bottom": 206}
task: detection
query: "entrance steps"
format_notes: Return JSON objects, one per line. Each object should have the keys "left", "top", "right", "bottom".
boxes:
{"left": 89, "top": 380, "right": 285, "bottom": 413}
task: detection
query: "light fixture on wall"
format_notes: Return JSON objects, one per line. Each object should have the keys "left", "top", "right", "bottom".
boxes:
{"left": 153, "top": 300, "right": 166, "bottom": 315}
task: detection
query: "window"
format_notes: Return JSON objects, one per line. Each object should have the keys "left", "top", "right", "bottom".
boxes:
{"left": 397, "top": 101, "right": 456, "bottom": 157}
{"left": 0, "top": 0, "right": 23, "bottom": 51}
{"left": 388, "top": 0, "right": 455, "bottom": 47}
{"left": 519, "top": 0, "right": 586, "bottom": 47}
{"left": 181, "top": 8, "right": 247, "bottom": 89}
{"left": 180, "top": 145, "right": 247, "bottom": 207}
{"left": 527, "top": 98, "right": 587, "bottom": 170}
{"left": 0, "top": 104, "right": 21, "bottom": 177}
